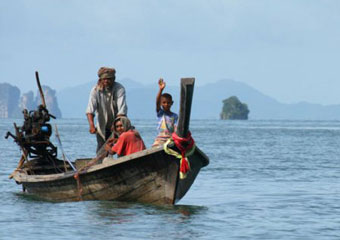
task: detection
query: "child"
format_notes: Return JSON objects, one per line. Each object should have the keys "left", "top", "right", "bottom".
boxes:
{"left": 152, "top": 78, "right": 178, "bottom": 146}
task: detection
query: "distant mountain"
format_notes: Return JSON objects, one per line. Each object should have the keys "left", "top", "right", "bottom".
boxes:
{"left": 57, "top": 78, "right": 146, "bottom": 119}
{"left": 58, "top": 78, "right": 340, "bottom": 120}
{"left": 0, "top": 83, "right": 21, "bottom": 118}
{"left": 193, "top": 79, "right": 340, "bottom": 120}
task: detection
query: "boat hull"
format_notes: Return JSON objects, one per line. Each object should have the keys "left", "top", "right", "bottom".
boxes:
{"left": 13, "top": 146, "right": 209, "bottom": 205}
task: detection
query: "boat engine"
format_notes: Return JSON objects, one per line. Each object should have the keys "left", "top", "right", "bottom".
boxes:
{"left": 5, "top": 104, "right": 58, "bottom": 159}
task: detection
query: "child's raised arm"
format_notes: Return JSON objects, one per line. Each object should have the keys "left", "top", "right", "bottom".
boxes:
{"left": 156, "top": 78, "right": 166, "bottom": 112}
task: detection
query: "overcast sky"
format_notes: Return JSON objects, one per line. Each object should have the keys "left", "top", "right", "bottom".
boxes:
{"left": 1, "top": 0, "right": 340, "bottom": 105}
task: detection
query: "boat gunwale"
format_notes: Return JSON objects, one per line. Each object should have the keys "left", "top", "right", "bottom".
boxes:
{"left": 13, "top": 145, "right": 163, "bottom": 182}
{"left": 13, "top": 145, "right": 209, "bottom": 183}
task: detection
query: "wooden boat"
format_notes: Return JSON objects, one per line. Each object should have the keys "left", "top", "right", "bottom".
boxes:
{"left": 9, "top": 77, "right": 209, "bottom": 205}
{"left": 12, "top": 145, "right": 209, "bottom": 204}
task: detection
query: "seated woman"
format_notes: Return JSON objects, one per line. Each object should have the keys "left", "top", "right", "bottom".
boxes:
{"left": 105, "top": 116, "right": 146, "bottom": 157}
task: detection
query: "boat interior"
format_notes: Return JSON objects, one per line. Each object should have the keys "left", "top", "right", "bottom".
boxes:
{"left": 23, "top": 158, "right": 76, "bottom": 175}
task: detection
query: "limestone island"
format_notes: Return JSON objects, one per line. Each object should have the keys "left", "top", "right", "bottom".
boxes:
{"left": 0, "top": 83, "right": 62, "bottom": 118}
{"left": 220, "top": 96, "right": 249, "bottom": 120}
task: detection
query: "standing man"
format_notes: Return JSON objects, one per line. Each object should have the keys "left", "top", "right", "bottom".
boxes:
{"left": 86, "top": 67, "right": 127, "bottom": 153}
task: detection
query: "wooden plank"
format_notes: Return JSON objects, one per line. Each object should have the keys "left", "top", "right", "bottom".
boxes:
{"left": 35, "top": 71, "right": 46, "bottom": 107}
{"left": 18, "top": 151, "right": 182, "bottom": 204}
{"left": 174, "top": 150, "right": 204, "bottom": 202}
{"left": 176, "top": 78, "right": 195, "bottom": 137}
{"left": 12, "top": 142, "right": 208, "bottom": 204}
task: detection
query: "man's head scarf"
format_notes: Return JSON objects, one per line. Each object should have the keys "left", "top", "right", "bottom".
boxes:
{"left": 98, "top": 67, "right": 116, "bottom": 80}
{"left": 96, "top": 67, "right": 116, "bottom": 90}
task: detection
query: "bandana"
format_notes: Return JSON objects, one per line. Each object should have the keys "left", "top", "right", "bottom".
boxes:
{"left": 98, "top": 67, "right": 116, "bottom": 79}
{"left": 114, "top": 116, "right": 132, "bottom": 133}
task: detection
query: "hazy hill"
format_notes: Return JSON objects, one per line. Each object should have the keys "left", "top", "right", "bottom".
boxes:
{"left": 58, "top": 79, "right": 340, "bottom": 120}
{"left": 57, "top": 78, "right": 148, "bottom": 119}
{"left": 0, "top": 83, "right": 62, "bottom": 118}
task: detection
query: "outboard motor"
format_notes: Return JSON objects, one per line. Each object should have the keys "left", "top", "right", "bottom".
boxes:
{"left": 5, "top": 104, "right": 57, "bottom": 159}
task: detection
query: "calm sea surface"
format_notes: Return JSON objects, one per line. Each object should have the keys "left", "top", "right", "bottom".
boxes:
{"left": 0, "top": 118, "right": 339, "bottom": 240}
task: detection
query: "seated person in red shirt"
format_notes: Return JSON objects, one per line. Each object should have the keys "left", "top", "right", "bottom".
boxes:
{"left": 105, "top": 116, "right": 146, "bottom": 157}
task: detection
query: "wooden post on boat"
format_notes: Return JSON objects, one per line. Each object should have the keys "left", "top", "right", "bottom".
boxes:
{"left": 35, "top": 71, "right": 46, "bottom": 108}
{"left": 176, "top": 78, "right": 195, "bottom": 137}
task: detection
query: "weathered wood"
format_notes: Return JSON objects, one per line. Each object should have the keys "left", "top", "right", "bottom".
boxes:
{"left": 8, "top": 150, "right": 27, "bottom": 179}
{"left": 35, "top": 71, "right": 46, "bottom": 107}
{"left": 12, "top": 146, "right": 209, "bottom": 205}
{"left": 176, "top": 78, "right": 195, "bottom": 137}
{"left": 9, "top": 125, "right": 28, "bottom": 179}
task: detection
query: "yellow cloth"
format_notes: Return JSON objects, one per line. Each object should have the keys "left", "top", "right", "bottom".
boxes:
{"left": 163, "top": 138, "right": 196, "bottom": 179}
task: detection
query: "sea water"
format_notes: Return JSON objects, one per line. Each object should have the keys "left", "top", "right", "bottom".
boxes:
{"left": 0, "top": 119, "right": 339, "bottom": 240}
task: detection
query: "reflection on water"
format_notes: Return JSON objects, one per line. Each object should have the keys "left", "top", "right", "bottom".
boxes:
{"left": 91, "top": 200, "right": 208, "bottom": 225}
{"left": 14, "top": 192, "right": 55, "bottom": 203}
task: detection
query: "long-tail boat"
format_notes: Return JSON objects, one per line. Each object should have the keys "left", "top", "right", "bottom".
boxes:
{"left": 6, "top": 73, "right": 209, "bottom": 205}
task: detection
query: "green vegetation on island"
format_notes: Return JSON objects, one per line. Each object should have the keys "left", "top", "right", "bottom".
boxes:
{"left": 220, "top": 96, "right": 249, "bottom": 120}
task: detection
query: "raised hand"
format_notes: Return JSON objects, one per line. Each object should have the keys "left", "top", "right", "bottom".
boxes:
{"left": 158, "top": 78, "right": 166, "bottom": 90}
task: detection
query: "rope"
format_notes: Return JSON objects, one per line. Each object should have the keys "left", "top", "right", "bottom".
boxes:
{"left": 163, "top": 131, "right": 196, "bottom": 179}
{"left": 73, "top": 173, "right": 83, "bottom": 201}
{"left": 72, "top": 150, "right": 108, "bottom": 201}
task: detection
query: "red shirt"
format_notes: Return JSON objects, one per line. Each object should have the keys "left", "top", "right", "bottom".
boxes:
{"left": 112, "top": 130, "right": 146, "bottom": 157}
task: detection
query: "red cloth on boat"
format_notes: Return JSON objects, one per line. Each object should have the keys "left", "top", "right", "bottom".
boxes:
{"left": 172, "top": 131, "right": 195, "bottom": 174}
{"left": 111, "top": 130, "right": 146, "bottom": 157}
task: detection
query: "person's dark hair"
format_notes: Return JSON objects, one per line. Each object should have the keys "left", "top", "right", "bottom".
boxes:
{"left": 161, "top": 93, "right": 173, "bottom": 101}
